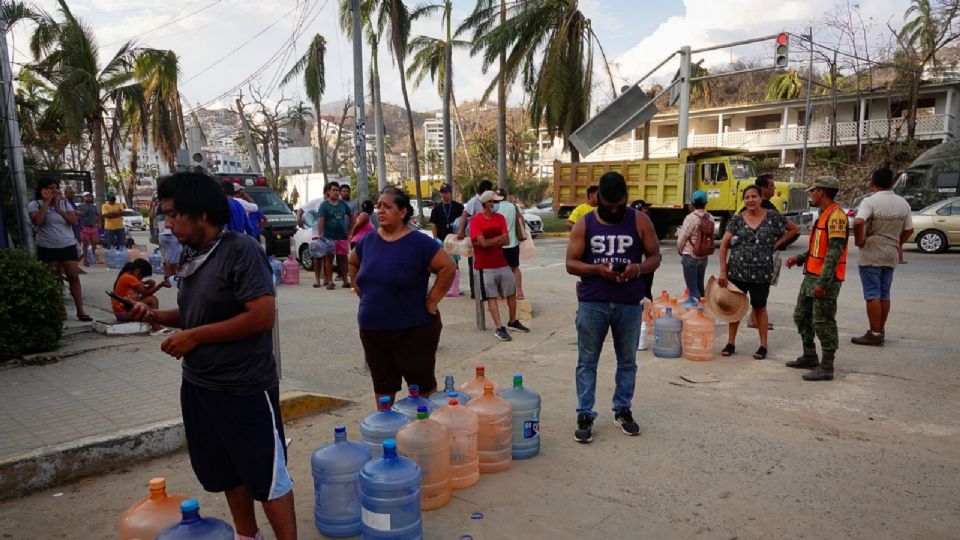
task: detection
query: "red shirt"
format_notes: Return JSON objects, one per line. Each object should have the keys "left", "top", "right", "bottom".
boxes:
{"left": 470, "top": 211, "right": 509, "bottom": 269}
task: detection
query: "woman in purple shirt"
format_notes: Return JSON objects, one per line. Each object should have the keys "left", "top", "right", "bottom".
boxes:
{"left": 349, "top": 187, "right": 456, "bottom": 405}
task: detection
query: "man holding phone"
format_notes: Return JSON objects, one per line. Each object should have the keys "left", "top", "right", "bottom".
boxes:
{"left": 566, "top": 172, "right": 661, "bottom": 443}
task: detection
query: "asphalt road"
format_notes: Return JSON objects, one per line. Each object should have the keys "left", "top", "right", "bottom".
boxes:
{"left": 0, "top": 233, "right": 958, "bottom": 538}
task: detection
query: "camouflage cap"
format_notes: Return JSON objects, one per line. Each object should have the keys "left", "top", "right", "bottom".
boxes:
{"left": 806, "top": 176, "right": 841, "bottom": 191}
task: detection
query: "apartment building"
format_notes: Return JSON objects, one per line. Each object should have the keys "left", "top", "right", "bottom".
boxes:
{"left": 423, "top": 113, "right": 456, "bottom": 176}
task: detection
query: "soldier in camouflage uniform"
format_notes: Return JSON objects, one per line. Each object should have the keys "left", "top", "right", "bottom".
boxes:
{"left": 785, "top": 177, "right": 850, "bottom": 381}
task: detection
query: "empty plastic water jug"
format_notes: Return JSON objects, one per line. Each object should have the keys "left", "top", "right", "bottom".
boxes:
{"left": 392, "top": 385, "right": 437, "bottom": 420}
{"left": 311, "top": 425, "right": 373, "bottom": 537}
{"left": 360, "top": 396, "right": 409, "bottom": 458}
{"left": 155, "top": 499, "right": 233, "bottom": 540}
{"left": 106, "top": 248, "right": 126, "bottom": 269}
{"left": 652, "top": 290, "right": 671, "bottom": 319}
{"left": 445, "top": 268, "right": 461, "bottom": 297}
{"left": 359, "top": 439, "right": 422, "bottom": 540}
{"left": 94, "top": 245, "right": 107, "bottom": 266}
{"left": 396, "top": 406, "right": 451, "bottom": 510}
{"left": 85, "top": 246, "right": 95, "bottom": 267}
{"left": 466, "top": 383, "right": 512, "bottom": 473}
{"left": 430, "top": 394, "right": 480, "bottom": 490}
{"left": 268, "top": 256, "right": 282, "bottom": 286}
{"left": 668, "top": 297, "right": 687, "bottom": 318}
{"left": 429, "top": 375, "right": 471, "bottom": 407}
{"left": 459, "top": 366, "right": 502, "bottom": 398}
{"left": 653, "top": 307, "right": 683, "bottom": 358}
{"left": 498, "top": 374, "right": 541, "bottom": 460}
{"left": 282, "top": 254, "right": 300, "bottom": 285}
{"left": 682, "top": 307, "right": 716, "bottom": 361}
{"left": 149, "top": 249, "right": 163, "bottom": 275}
{"left": 118, "top": 477, "right": 188, "bottom": 540}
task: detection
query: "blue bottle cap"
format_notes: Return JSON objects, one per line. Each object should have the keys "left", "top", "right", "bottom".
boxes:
{"left": 180, "top": 499, "right": 199, "bottom": 513}
{"left": 409, "top": 384, "right": 419, "bottom": 392}
{"left": 447, "top": 391, "right": 457, "bottom": 398}
{"left": 416, "top": 405, "right": 428, "bottom": 413}
{"left": 335, "top": 425, "right": 346, "bottom": 433}
{"left": 383, "top": 438, "right": 396, "bottom": 450}
{"left": 378, "top": 396, "right": 390, "bottom": 404}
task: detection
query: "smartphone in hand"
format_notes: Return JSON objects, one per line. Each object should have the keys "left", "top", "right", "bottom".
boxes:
{"left": 106, "top": 290, "right": 135, "bottom": 310}
{"left": 611, "top": 262, "right": 627, "bottom": 273}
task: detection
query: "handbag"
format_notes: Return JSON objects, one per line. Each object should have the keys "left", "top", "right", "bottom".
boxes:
{"left": 519, "top": 234, "right": 537, "bottom": 261}
{"left": 514, "top": 204, "right": 527, "bottom": 242}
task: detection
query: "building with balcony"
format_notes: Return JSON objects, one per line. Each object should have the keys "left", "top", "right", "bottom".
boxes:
{"left": 423, "top": 113, "right": 456, "bottom": 176}
{"left": 538, "top": 80, "right": 960, "bottom": 171}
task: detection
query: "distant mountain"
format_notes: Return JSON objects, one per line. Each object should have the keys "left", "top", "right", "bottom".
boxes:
{"left": 317, "top": 99, "right": 432, "bottom": 154}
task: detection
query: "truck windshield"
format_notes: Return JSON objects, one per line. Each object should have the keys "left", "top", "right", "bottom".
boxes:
{"left": 247, "top": 190, "right": 292, "bottom": 215}
{"left": 730, "top": 160, "right": 755, "bottom": 179}
{"left": 894, "top": 169, "right": 925, "bottom": 192}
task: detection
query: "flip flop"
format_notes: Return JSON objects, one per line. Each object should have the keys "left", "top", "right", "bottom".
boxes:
{"left": 326, "top": 283, "right": 337, "bottom": 290}
{"left": 77, "top": 314, "right": 93, "bottom": 322}
{"left": 720, "top": 343, "right": 735, "bottom": 357}
{"left": 312, "top": 283, "right": 322, "bottom": 288}
{"left": 150, "top": 328, "right": 176, "bottom": 336}
{"left": 753, "top": 346, "right": 768, "bottom": 360}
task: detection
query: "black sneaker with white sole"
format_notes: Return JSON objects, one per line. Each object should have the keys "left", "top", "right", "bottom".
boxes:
{"left": 507, "top": 320, "right": 530, "bottom": 333}
{"left": 494, "top": 327, "right": 512, "bottom": 341}
{"left": 574, "top": 413, "right": 594, "bottom": 443}
{"left": 613, "top": 409, "right": 640, "bottom": 436}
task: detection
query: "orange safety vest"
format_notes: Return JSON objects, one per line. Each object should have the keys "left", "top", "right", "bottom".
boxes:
{"left": 805, "top": 203, "right": 848, "bottom": 281}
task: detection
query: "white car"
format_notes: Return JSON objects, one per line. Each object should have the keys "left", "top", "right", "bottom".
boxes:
{"left": 293, "top": 220, "right": 433, "bottom": 270}
{"left": 122, "top": 209, "right": 145, "bottom": 230}
{"left": 523, "top": 212, "right": 544, "bottom": 237}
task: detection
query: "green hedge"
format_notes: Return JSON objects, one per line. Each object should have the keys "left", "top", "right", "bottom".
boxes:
{"left": 0, "top": 250, "right": 64, "bottom": 360}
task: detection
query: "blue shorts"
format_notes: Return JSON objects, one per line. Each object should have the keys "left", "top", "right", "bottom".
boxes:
{"left": 859, "top": 266, "right": 894, "bottom": 301}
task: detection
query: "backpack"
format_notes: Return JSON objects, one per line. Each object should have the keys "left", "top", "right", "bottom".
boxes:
{"left": 691, "top": 212, "right": 715, "bottom": 257}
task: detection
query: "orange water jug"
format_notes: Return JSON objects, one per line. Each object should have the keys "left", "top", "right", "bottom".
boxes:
{"left": 430, "top": 395, "right": 480, "bottom": 490}
{"left": 466, "top": 383, "right": 512, "bottom": 473}
{"left": 680, "top": 298, "right": 705, "bottom": 320}
{"left": 682, "top": 307, "right": 716, "bottom": 361}
{"left": 459, "top": 365, "right": 501, "bottom": 398}
{"left": 95, "top": 245, "right": 107, "bottom": 266}
{"left": 651, "top": 290, "right": 671, "bottom": 318}
{"left": 678, "top": 288, "right": 690, "bottom": 305}
{"left": 396, "top": 406, "right": 452, "bottom": 510}
{"left": 667, "top": 297, "right": 687, "bottom": 318}
{"left": 118, "top": 477, "right": 188, "bottom": 539}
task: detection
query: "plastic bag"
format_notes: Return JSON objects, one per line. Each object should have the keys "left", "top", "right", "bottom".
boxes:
{"left": 309, "top": 237, "right": 334, "bottom": 258}
{"left": 519, "top": 234, "right": 537, "bottom": 261}
{"left": 443, "top": 234, "right": 473, "bottom": 258}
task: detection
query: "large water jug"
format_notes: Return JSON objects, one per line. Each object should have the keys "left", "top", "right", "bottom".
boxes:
{"left": 668, "top": 297, "right": 687, "bottom": 318}
{"left": 149, "top": 248, "right": 163, "bottom": 275}
{"left": 155, "top": 499, "right": 233, "bottom": 540}
{"left": 430, "top": 394, "right": 479, "bottom": 490}
{"left": 680, "top": 298, "right": 706, "bottom": 320}
{"left": 653, "top": 307, "right": 683, "bottom": 358}
{"left": 445, "top": 269, "right": 460, "bottom": 297}
{"left": 118, "top": 477, "right": 187, "bottom": 540}
{"left": 94, "top": 245, "right": 107, "bottom": 266}
{"left": 682, "top": 307, "right": 716, "bottom": 361}
{"left": 459, "top": 366, "right": 501, "bottom": 399}
{"left": 396, "top": 406, "right": 451, "bottom": 510}
{"left": 359, "top": 439, "right": 422, "bottom": 540}
{"left": 85, "top": 246, "right": 96, "bottom": 267}
{"left": 106, "top": 248, "right": 125, "bottom": 269}
{"left": 392, "top": 384, "right": 436, "bottom": 420}
{"left": 651, "top": 290, "right": 671, "bottom": 319}
{"left": 361, "top": 396, "right": 409, "bottom": 458}
{"left": 267, "top": 256, "right": 282, "bottom": 286}
{"left": 311, "top": 425, "right": 373, "bottom": 537}
{"left": 127, "top": 245, "right": 145, "bottom": 262}
{"left": 466, "top": 383, "right": 512, "bottom": 473}
{"left": 429, "top": 375, "right": 471, "bottom": 407}
{"left": 498, "top": 374, "right": 541, "bottom": 460}
{"left": 282, "top": 254, "right": 300, "bottom": 285}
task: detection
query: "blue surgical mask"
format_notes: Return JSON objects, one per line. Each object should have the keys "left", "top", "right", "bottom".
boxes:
{"left": 492, "top": 203, "right": 501, "bottom": 211}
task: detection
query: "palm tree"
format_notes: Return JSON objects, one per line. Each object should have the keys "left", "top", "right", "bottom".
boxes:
{"left": 28, "top": 0, "right": 137, "bottom": 205}
{"left": 338, "top": 0, "right": 389, "bottom": 192}
{"left": 287, "top": 100, "right": 315, "bottom": 138}
{"left": 690, "top": 60, "right": 713, "bottom": 107}
{"left": 901, "top": 0, "right": 938, "bottom": 65}
{"left": 409, "top": 0, "right": 459, "bottom": 191}
{"left": 405, "top": 32, "right": 473, "bottom": 179}
{"left": 464, "top": 0, "right": 611, "bottom": 163}
{"left": 765, "top": 70, "right": 804, "bottom": 101}
{"left": 281, "top": 34, "right": 330, "bottom": 177}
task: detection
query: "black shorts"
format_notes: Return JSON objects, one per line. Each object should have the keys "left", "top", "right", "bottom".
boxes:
{"left": 359, "top": 313, "right": 442, "bottom": 395}
{"left": 37, "top": 244, "right": 78, "bottom": 262}
{"left": 502, "top": 245, "right": 520, "bottom": 269}
{"left": 730, "top": 279, "right": 771, "bottom": 309}
{"left": 180, "top": 381, "right": 292, "bottom": 502}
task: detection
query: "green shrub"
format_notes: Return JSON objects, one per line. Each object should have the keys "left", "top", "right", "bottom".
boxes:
{"left": 0, "top": 249, "right": 64, "bottom": 359}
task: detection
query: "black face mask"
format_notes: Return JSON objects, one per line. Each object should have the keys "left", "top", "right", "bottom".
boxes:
{"left": 597, "top": 203, "right": 627, "bottom": 224}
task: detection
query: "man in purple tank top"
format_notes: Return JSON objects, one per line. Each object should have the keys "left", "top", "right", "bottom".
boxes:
{"left": 565, "top": 172, "right": 661, "bottom": 443}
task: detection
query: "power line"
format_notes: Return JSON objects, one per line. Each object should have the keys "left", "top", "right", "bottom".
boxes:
{"left": 101, "top": 0, "right": 225, "bottom": 48}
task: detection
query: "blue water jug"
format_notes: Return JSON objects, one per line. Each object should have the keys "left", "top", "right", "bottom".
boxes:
{"left": 392, "top": 384, "right": 436, "bottom": 420}
{"left": 312, "top": 425, "right": 373, "bottom": 537}
{"left": 498, "top": 374, "right": 541, "bottom": 459}
{"left": 361, "top": 396, "right": 409, "bottom": 458}
{"left": 85, "top": 246, "right": 96, "bottom": 267}
{"left": 268, "top": 256, "right": 283, "bottom": 286}
{"left": 106, "top": 248, "right": 124, "bottom": 269}
{"left": 150, "top": 248, "right": 163, "bottom": 275}
{"left": 429, "top": 375, "right": 471, "bottom": 407}
{"left": 653, "top": 307, "right": 683, "bottom": 358}
{"left": 359, "top": 439, "right": 422, "bottom": 540}
{"left": 155, "top": 499, "right": 234, "bottom": 540}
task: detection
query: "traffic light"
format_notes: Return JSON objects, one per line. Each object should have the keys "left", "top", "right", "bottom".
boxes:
{"left": 775, "top": 32, "right": 789, "bottom": 68}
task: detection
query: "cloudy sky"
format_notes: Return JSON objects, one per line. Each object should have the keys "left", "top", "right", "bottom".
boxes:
{"left": 8, "top": 0, "right": 912, "bottom": 112}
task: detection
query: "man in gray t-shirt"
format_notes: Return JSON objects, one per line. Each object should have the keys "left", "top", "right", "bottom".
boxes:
{"left": 851, "top": 167, "right": 914, "bottom": 346}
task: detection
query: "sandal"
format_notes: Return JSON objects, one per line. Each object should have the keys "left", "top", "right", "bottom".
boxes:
{"left": 312, "top": 282, "right": 322, "bottom": 288}
{"left": 753, "top": 346, "right": 768, "bottom": 360}
{"left": 720, "top": 344, "right": 735, "bottom": 357}
{"left": 77, "top": 314, "right": 93, "bottom": 322}
{"left": 325, "top": 283, "right": 337, "bottom": 290}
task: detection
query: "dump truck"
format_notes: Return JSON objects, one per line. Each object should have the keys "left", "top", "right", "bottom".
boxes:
{"left": 553, "top": 148, "right": 809, "bottom": 238}
{"left": 894, "top": 139, "right": 960, "bottom": 210}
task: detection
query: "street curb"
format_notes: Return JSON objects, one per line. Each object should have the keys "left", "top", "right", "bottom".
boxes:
{"left": 540, "top": 232, "right": 570, "bottom": 238}
{"left": 0, "top": 391, "right": 349, "bottom": 500}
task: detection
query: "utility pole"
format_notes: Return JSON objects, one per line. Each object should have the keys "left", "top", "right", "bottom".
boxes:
{"left": 677, "top": 45, "right": 692, "bottom": 153}
{"left": 496, "top": 0, "right": 507, "bottom": 189}
{"left": 236, "top": 97, "right": 262, "bottom": 174}
{"left": 0, "top": 19, "right": 35, "bottom": 253}
{"left": 799, "top": 27, "right": 814, "bottom": 184}
{"left": 351, "top": 0, "right": 369, "bottom": 202}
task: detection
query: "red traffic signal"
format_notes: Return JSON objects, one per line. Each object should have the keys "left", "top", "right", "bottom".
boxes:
{"left": 775, "top": 33, "right": 789, "bottom": 68}
{"left": 777, "top": 32, "right": 788, "bottom": 45}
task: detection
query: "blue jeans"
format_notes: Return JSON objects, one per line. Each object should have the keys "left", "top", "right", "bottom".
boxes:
{"left": 575, "top": 301, "right": 642, "bottom": 419}
{"left": 105, "top": 228, "right": 126, "bottom": 249}
{"left": 681, "top": 254, "right": 709, "bottom": 301}
{"left": 859, "top": 265, "right": 894, "bottom": 300}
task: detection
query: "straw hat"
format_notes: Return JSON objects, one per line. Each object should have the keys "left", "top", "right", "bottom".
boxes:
{"left": 704, "top": 276, "right": 749, "bottom": 322}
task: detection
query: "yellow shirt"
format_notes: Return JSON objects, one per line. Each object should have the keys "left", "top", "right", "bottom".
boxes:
{"left": 101, "top": 202, "right": 124, "bottom": 230}
{"left": 568, "top": 203, "right": 595, "bottom": 223}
